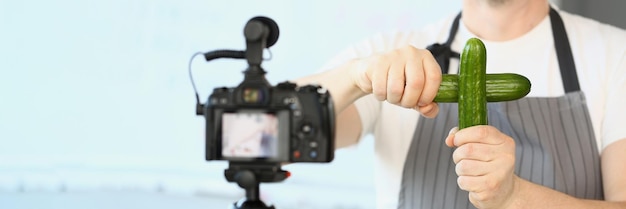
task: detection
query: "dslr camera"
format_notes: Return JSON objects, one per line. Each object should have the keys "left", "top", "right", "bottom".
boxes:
{"left": 196, "top": 17, "right": 335, "bottom": 164}
{"left": 193, "top": 16, "right": 335, "bottom": 209}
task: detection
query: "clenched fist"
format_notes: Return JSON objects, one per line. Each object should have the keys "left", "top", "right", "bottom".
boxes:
{"left": 446, "top": 125, "right": 520, "bottom": 209}
{"left": 350, "top": 46, "right": 442, "bottom": 118}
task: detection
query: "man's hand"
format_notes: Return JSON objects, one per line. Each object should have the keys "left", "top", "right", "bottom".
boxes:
{"left": 350, "top": 45, "right": 442, "bottom": 118}
{"left": 445, "top": 125, "right": 519, "bottom": 209}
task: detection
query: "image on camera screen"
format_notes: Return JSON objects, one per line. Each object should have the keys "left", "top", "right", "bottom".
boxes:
{"left": 221, "top": 112, "right": 279, "bottom": 158}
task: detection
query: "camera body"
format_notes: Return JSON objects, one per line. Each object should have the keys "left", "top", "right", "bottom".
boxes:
{"left": 197, "top": 16, "right": 334, "bottom": 166}
{"left": 203, "top": 79, "right": 335, "bottom": 163}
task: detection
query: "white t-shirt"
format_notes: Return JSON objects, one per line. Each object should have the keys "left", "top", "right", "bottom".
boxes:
{"left": 321, "top": 9, "right": 626, "bottom": 209}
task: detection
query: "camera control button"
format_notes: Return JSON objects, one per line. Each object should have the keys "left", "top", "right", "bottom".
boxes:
{"left": 317, "top": 87, "right": 328, "bottom": 94}
{"left": 309, "top": 141, "right": 318, "bottom": 148}
{"left": 301, "top": 124, "right": 312, "bottom": 133}
{"left": 283, "top": 97, "right": 298, "bottom": 105}
{"left": 309, "top": 150, "right": 318, "bottom": 159}
{"left": 293, "top": 150, "right": 301, "bottom": 159}
{"left": 297, "top": 123, "right": 315, "bottom": 139}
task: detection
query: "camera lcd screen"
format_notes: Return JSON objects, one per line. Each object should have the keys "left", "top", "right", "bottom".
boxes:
{"left": 221, "top": 112, "right": 280, "bottom": 158}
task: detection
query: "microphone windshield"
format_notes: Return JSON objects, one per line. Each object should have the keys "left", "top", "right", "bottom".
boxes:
{"left": 250, "top": 16, "right": 280, "bottom": 48}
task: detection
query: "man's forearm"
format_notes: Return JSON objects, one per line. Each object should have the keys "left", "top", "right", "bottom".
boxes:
{"left": 507, "top": 176, "right": 626, "bottom": 209}
{"left": 294, "top": 60, "right": 364, "bottom": 116}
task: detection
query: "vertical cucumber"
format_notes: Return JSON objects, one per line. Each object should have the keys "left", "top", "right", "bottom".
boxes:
{"left": 458, "top": 38, "right": 487, "bottom": 129}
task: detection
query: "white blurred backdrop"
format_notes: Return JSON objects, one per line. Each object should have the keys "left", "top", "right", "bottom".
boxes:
{"left": 0, "top": 0, "right": 463, "bottom": 208}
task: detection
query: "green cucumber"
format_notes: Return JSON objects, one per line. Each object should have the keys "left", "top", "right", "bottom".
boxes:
{"left": 434, "top": 73, "right": 531, "bottom": 103}
{"left": 431, "top": 38, "right": 531, "bottom": 129}
{"left": 434, "top": 74, "right": 460, "bottom": 103}
{"left": 483, "top": 73, "right": 531, "bottom": 102}
{"left": 459, "top": 38, "right": 488, "bottom": 129}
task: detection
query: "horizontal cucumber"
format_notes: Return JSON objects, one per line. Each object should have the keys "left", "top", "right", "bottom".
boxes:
{"left": 434, "top": 73, "right": 531, "bottom": 103}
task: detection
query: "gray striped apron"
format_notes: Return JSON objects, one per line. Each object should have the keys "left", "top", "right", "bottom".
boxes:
{"left": 399, "top": 8, "right": 604, "bottom": 209}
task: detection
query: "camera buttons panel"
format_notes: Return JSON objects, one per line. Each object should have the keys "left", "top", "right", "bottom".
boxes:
{"left": 209, "top": 97, "right": 229, "bottom": 105}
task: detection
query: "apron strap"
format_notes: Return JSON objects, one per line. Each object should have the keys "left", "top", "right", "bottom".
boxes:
{"left": 549, "top": 7, "right": 581, "bottom": 92}
{"left": 426, "top": 12, "right": 461, "bottom": 74}
{"left": 428, "top": 7, "right": 581, "bottom": 92}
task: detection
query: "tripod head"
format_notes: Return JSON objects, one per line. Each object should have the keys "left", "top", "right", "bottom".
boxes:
{"left": 226, "top": 162, "right": 289, "bottom": 209}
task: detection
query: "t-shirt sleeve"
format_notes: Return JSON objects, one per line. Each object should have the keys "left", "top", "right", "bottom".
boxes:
{"left": 319, "top": 32, "right": 403, "bottom": 71}
{"left": 602, "top": 50, "right": 626, "bottom": 150}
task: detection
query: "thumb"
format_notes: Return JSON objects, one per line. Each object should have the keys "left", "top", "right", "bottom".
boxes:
{"left": 445, "top": 127, "right": 459, "bottom": 147}
{"left": 349, "top": 58, "right": 374, "bottom": 95}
